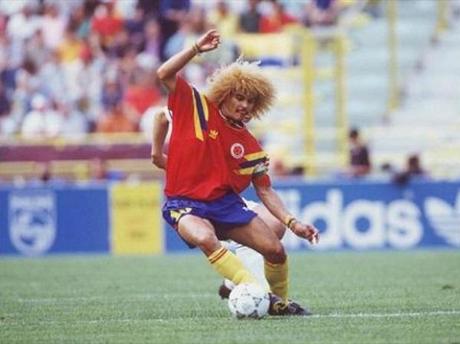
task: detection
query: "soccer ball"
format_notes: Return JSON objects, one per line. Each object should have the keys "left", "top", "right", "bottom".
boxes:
{"left": 228, "top": 283, "right": 270, "bottom": 319}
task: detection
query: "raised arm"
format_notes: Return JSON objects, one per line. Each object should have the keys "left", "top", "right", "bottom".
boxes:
{"left": 156, "top": 29, "right": 221, "bottom": 93}
{"left": 254, "top": 183, "right": 319, "bottom": 244}
{"left": 151, "top": 108, "right": 170, "bottom": 169}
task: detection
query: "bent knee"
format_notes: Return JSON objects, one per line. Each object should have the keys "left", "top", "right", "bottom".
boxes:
{"left": 178, "top": 217, "right": 219, "bottom": 254}
{"left": 191, "top": 230, "right": 219, "bottom": 252}
{"left": 263, "top": 243, "right": 286, "bottom": 264}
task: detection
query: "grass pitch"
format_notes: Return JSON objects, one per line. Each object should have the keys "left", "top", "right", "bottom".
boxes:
{"left": 1, "top": 250, "right": 459, "bottom": 344}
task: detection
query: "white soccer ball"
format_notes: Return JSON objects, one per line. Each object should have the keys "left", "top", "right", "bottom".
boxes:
{"left": 228, "top": 283, "right": 270, "bottom": 319}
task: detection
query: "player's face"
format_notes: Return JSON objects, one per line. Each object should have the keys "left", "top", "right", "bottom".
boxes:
{"left": 221, "top": 92, "right": 255, "bottom": 123}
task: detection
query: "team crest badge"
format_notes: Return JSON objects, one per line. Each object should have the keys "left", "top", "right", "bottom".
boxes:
{"left": 230, "top": 143, "right": 245, "bottom": 159}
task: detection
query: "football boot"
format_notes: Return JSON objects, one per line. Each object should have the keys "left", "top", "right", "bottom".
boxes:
{"left": 268, "top": 293, "right": 312, "bottom": 316}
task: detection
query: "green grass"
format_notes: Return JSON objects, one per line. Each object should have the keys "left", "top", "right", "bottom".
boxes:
{"left": 1, "top": 250, "right": 460, "bottom": 344}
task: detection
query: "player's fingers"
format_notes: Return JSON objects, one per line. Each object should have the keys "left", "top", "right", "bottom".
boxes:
{"left": 307, "top": 226, "right": 319, "bottom": 244}
{"left": 311, "top": 231, "right": 319, "bottom": 244}
{"left": 313, "top": 229, "right": 319, "bottom": 244}
{"left": 205, "top": 29, "right": 218, "bottom": 37}
{"left": 301, "top": 227, "right": 313, "bottom": 241}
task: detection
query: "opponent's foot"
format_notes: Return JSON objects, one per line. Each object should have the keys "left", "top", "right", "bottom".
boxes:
{"left": 288, "top": 300, "right": 313, "bottom": 316}
{"left": 268, "top": 293, "right": 312, "bottom": 316}
{"left": 218, "top": 282, "right": 232, "bottom": 299}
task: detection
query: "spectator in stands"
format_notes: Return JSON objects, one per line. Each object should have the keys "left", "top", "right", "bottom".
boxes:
{"left": 406, "top": 154, "right": 426, "bottom": 176}
{"left": 123, "top": 71, "right": 162, "bottom": 120}
{"left": 0, "top": 83, "right": 10, "bottom": 117}
{"left": 0, "top": 12, "right": 6, "bottom": 33}
{"left": 348, "top": 127, "right": 371, "bottom": 177}
{"left": 21, "top": 94, "right": 63, "bottom": 138}
{"left": 270, "top": 158, "right": 290, "bottom": 178}
{"left": 101, "top": 78, "right": 122, "bottom": 111}
{"left": 208, "top": 1, "right": 238, "bottom": 38}
{"left": 259, "top": 0, "right": 298, "bottom": 33}
{"left": 74, "top": 46, "right": 105, "bottom": 120}
{"left": 57, "top": 26, "right": 85, "bottom": 64}
{"left": 392, "top": 154, "right": 429, "bottom": 185}
{"left": 37, "top": 50, "right": 68, "bottom": 104}
{"left": 164, "top": 6, "right": 209, "bottom": 60}
{"left": 36, "top": 161, "right": 53, "bottom": 183}
{"left": 24, "top": 29, "right": 50, "bottom": 70}
{"left": 40, "top": 3, "right": 66, "bottom": 50}
{"left": 0, "top": 0, "right": 252, "bottom": 138}
{"left": 157, "top": 0, "right": 191, "bottom": 61}
{"left": 117, "top": 45, "right": 141, "bottom": 85}
{"left": 88, "top": 158, "right": 125, "bottom": 182}
{"left": 6, "top": 3, "right": 40, "bottom": 44}
{"left": 96, "top": 97, "right": 137, "bottom": 133}
{"left": 142, "top": 19, "right": 162, "bottom": 67}
{"left": 290, "top": 165, "right": 306, "bottom": 176}
{"left": 91, "top": 1, "right": 124, "bottom": 51}
{"left": 124, "top": 6, "right": 147, "bottom": 52}
{"left": 55, "top": 100, "right": 89, "bottom": 138}
{"left": 270, "top": 157, "right": 306, "bottom": 179}
{"left": 302, "top": 0, "right": 341, "bottom": 27}
{"left": 363, "top": 0, "right": 383, "bottom": 19}
{"left": 0, "top": 81, "right": 13, "bottom": 135}
{"left": 68, "top": 2, "right": 93, "bottom": 39}
{"left": 239, "top": 0, "right": 262, "bottom": 33}
{"left": 89, "top": 158, "right": 108, "bottom": 181}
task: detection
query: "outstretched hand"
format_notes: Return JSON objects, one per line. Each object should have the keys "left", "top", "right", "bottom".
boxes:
{"left": 196, "top": 29, "right": 221, "bottom": 53}
{"left": 291, "top": 222, "right": 320, "bottom": 245}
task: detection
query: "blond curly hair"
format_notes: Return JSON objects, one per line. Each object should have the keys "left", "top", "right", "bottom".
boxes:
{"left": 205, "top": 59, "right": 275, "bottom": 119}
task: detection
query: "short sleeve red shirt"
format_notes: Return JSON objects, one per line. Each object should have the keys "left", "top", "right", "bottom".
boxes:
{"left": 166, "top": 77, "right": 270, "bottom": 201}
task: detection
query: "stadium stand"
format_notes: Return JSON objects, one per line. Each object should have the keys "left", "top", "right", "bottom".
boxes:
{"left": 0, "top": 0, "right": 459, "bottom": 182}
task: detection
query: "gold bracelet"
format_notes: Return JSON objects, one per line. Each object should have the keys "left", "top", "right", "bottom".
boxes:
{"left": 193, "top": 42, "right": 201, "bottom": 55}
{"left": 284, "top": 215, "right": 296, "bottom": 229}
{"left": 288, "top": 218, "right": 297, "bottom": 229}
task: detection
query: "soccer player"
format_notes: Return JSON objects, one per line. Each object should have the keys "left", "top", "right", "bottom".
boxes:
{"left": 151, "top": 107, "right": 283, "bottom": 294}
{"left": 156, "top": 29, "right": 319, "bottom": 316}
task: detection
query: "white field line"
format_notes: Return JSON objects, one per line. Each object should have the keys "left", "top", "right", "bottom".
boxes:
{"left": 310, "top": 310, "right": 460, "bottom": 319}
{"left": 12, "top": 296, "right": 460, "bottom": 320}
{"left": 95, "top": 310, "right": 460, "bottom": 322}
{"left": 16, "top": 293, "right": 215, "bottom": 303}
{"left": 72, "top": 310, "right": 460, "bottom": 324}
{"left": 3, "top": 307, "right": 460, "bottom": 325}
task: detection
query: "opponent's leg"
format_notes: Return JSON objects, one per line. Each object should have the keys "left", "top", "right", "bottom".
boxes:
{"left": 218, "top": 242, "right": 268, "bottom": 299}
{"left": 236, "top": 244, "right": 268, "bottom": 289}
{"left": 178, "top": 215, "right": 257, "bottom": 286}
{"left": 239, "top": 202, "right": 286, "bottom": 289}
{"left": 220, "top": 202, "right": 285, "bottom": 296}
{"left": 222, "top": 216, "right": 311, "bottom": 316}
{"left": 223, "top": 216, "right": 288, "bottom": 296}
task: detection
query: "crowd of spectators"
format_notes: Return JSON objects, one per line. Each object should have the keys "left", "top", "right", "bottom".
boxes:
{"left": 0, "top": 0, "right": 346, "bottom": 140}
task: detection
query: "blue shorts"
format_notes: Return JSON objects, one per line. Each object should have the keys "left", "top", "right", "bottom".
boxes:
{"left": 162, "top": 192, "right": 257, "bottom": 247}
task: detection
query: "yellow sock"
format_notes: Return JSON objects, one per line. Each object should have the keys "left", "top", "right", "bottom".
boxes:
{"left": 264, "top": 258, "right": 289, "bottom": 302}
{"left": 208, "top": 247, "right": 257, "bottom": 285}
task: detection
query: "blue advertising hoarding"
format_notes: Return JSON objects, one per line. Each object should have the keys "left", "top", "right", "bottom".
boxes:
{"left": 0, "top": 184, "right": 109, "bottom": 255}
{"left": 1, "top": 180, "right": 458, "bottom": 255}
{"left": 164, "top": 180, "right": 460, "bottom": 252}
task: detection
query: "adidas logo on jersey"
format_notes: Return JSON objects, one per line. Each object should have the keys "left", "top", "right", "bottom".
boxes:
{"left": 209, "top": 130, "right": 219, "bottom": 139}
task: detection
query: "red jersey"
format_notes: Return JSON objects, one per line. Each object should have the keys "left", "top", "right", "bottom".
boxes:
{"left": 166, "top": 77, "right": 271, "bottom": 201}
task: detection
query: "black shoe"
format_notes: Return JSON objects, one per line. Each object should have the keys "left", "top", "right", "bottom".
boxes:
{"left": 218, "top": 282, "right": 232, "bottom": 299}
{"left": 268, "top": 293, "right": 312, "bottom": 316}
{"left": 288, "top": 300, "right": 313, "bottom": 316}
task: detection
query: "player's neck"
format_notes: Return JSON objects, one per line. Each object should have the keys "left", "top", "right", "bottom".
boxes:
{"left": 219, "top": 110, "right": 245, "bottom": 129}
